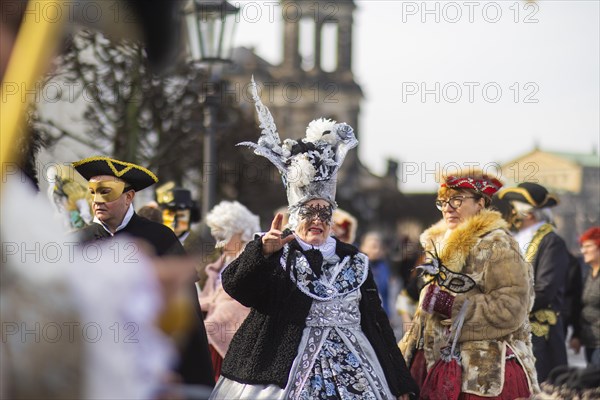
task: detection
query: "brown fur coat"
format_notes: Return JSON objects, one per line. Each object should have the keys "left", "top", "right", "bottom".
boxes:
{"left": 399, "top": 209, "right": 540, "bottom": 396}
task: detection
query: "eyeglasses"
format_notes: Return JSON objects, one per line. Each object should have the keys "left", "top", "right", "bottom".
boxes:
{"left": 435, "top": 196, "right": 477, "bottom": 211}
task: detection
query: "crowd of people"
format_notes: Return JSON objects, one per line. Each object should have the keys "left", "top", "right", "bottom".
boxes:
{"left": 5, "top": 79, "right": 599, "bottom": 399}
{"left": 2, "top": 6, "right": 599, "bottom": 399}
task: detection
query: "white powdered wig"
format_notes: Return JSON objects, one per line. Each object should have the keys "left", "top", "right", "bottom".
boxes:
{"left": 206, "top": 201, "right": 261, "bottom": 248}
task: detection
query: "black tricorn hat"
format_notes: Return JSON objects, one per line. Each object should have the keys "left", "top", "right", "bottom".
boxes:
{"left": 158, "top": 188, "right": 193, "bottom": 209}
{"left": 497, "top": 182, "right": 559, "bottom": 208}
{"left": 72, "top": 156, "right": 158, "bottom": 192}
{"left": 157, "top": 187, "right": 200, "bottom": 223}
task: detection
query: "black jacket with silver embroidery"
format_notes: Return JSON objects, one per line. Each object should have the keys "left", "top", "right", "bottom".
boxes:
{"left": 219, "top": 237, "right": 418, "bottom": 397}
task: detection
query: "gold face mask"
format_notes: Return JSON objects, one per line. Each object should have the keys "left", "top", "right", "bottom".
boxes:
{"left": 88, "top": 181, "right": 128, "bottom": 203}
{"left": 162, "top": 209, "right": 191, "bottom": 236}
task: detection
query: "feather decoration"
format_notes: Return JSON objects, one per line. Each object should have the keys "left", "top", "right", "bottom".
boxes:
{"left": 237, "top": 76, "right": 287, "bottom": 173}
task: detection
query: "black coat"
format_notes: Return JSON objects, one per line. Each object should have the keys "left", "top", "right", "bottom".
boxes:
{"left": 78, "top": 213, "right": 185, "bottom": 256}
{"left": 220, "top": 237, "right": 419, "bottom": 398}
{"left": 530, "top": 230, "right": 570, "bottom": 382}
{"left": 531, "top": 231, "right": 570, "bottom": 312}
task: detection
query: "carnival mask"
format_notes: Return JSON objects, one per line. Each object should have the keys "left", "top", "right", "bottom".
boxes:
{"left": 298, "top": 203, "right": 333, "bottom": 224}
{"left": 88, "top": 181, "right": 131, "bottom": 203}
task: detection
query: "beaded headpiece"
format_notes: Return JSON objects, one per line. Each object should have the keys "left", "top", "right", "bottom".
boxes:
{"left": 442, "top": 175, "right": 503, "bottom": 197}
{"left": 238, "top": 77, "right": 358, "bottom": 211}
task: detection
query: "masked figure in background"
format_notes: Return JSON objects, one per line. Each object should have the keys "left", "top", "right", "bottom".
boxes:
{"left": 400, "top": 172, "right": 539, "bottom": 399}
{"left": 209, "top": 79, "right": 418, "bottom": 400}
{"left": 498, "top": 182, "right": 570, "bottom": 383}
{"left": 197, "top": 200, "right": 260, "bottom": 382}
{"left": 47, "top": 165, "right": 92, "bottom": 230}
{"left": 157, "top": 184, "right": 200, "bottom": 244}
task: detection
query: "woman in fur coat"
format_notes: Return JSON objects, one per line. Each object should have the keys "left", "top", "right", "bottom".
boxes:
{"left": 399, "top": 172, "right": 540, "bottom": 399}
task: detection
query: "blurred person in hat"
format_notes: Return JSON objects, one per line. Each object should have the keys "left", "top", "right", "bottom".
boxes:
{"left": 209, "top": 79, "right": 418, "bottom": 399}
{"left": 156, "top": 184, "right": 200, "bottom": 244}
{"left": 569, "top": 226, "right": 600, "bottom": 367}
{"left": 400, "top": 171, "right": 539, "bottom": 398}
{"left": 73, "top": 156, "right": 185, "bottom": 256}
{"left": 498, "top": 182, "right": 569, "bottom": 382}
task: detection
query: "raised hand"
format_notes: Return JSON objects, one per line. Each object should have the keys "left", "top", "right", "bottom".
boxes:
{"left": 262, "top": 213, "right": 295, "bottom": 256}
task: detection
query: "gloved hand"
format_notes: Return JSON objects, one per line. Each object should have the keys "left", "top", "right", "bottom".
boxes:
{"left": 421, "top": 284, "right": 455, "bottom": 318}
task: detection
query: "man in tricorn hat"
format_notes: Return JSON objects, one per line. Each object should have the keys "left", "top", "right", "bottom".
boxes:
{"left": 73, "top": 156, "right": 184, "bottom": 257}
{"left": 73, "top": 156, "right": 215, "bottom": 386}
{"left": 498, "top": 182, "right": 569, "bottom": 382}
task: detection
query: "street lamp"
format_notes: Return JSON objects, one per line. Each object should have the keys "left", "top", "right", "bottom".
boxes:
{"left": 183, "top": 0, "right": 240, "bottom": 218}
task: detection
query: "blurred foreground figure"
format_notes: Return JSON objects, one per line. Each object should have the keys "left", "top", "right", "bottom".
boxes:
{"left": 1, "top": 1, "right": 214, "bottom": 397}
{"left": 1, "top": 175, "right": 175, "bottom": 399}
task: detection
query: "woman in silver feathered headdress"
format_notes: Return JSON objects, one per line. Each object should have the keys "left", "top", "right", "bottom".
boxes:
{"left": 209, "top": 78, "right": 418, "bottom": 400}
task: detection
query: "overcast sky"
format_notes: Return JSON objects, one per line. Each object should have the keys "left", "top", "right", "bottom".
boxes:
{"left": 232, "top": 0, "right": 599, "bottom": 192}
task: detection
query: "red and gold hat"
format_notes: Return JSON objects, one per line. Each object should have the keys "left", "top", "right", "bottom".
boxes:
{"left": 442, "top": 174, "right": 503, "bottom": 197}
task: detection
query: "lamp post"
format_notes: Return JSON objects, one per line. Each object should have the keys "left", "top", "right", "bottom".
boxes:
{"left": 184, "top": 0, "right": 239, "bottom": 218}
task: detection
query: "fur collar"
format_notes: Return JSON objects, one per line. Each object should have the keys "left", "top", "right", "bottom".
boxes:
{"left": 420, "top": 209, "right": 508, "bottom": 272}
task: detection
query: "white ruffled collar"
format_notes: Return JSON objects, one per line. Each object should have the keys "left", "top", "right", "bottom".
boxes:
{"left": 293, "top": 234, "right": 337, "bottom": 260}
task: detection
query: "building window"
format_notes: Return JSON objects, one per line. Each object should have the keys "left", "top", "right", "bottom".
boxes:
{"left": 299, "top": 18, "right": 315, "bottom": 71}
{"left": 321, "top": 22, "right": 338, "bottom": 72}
